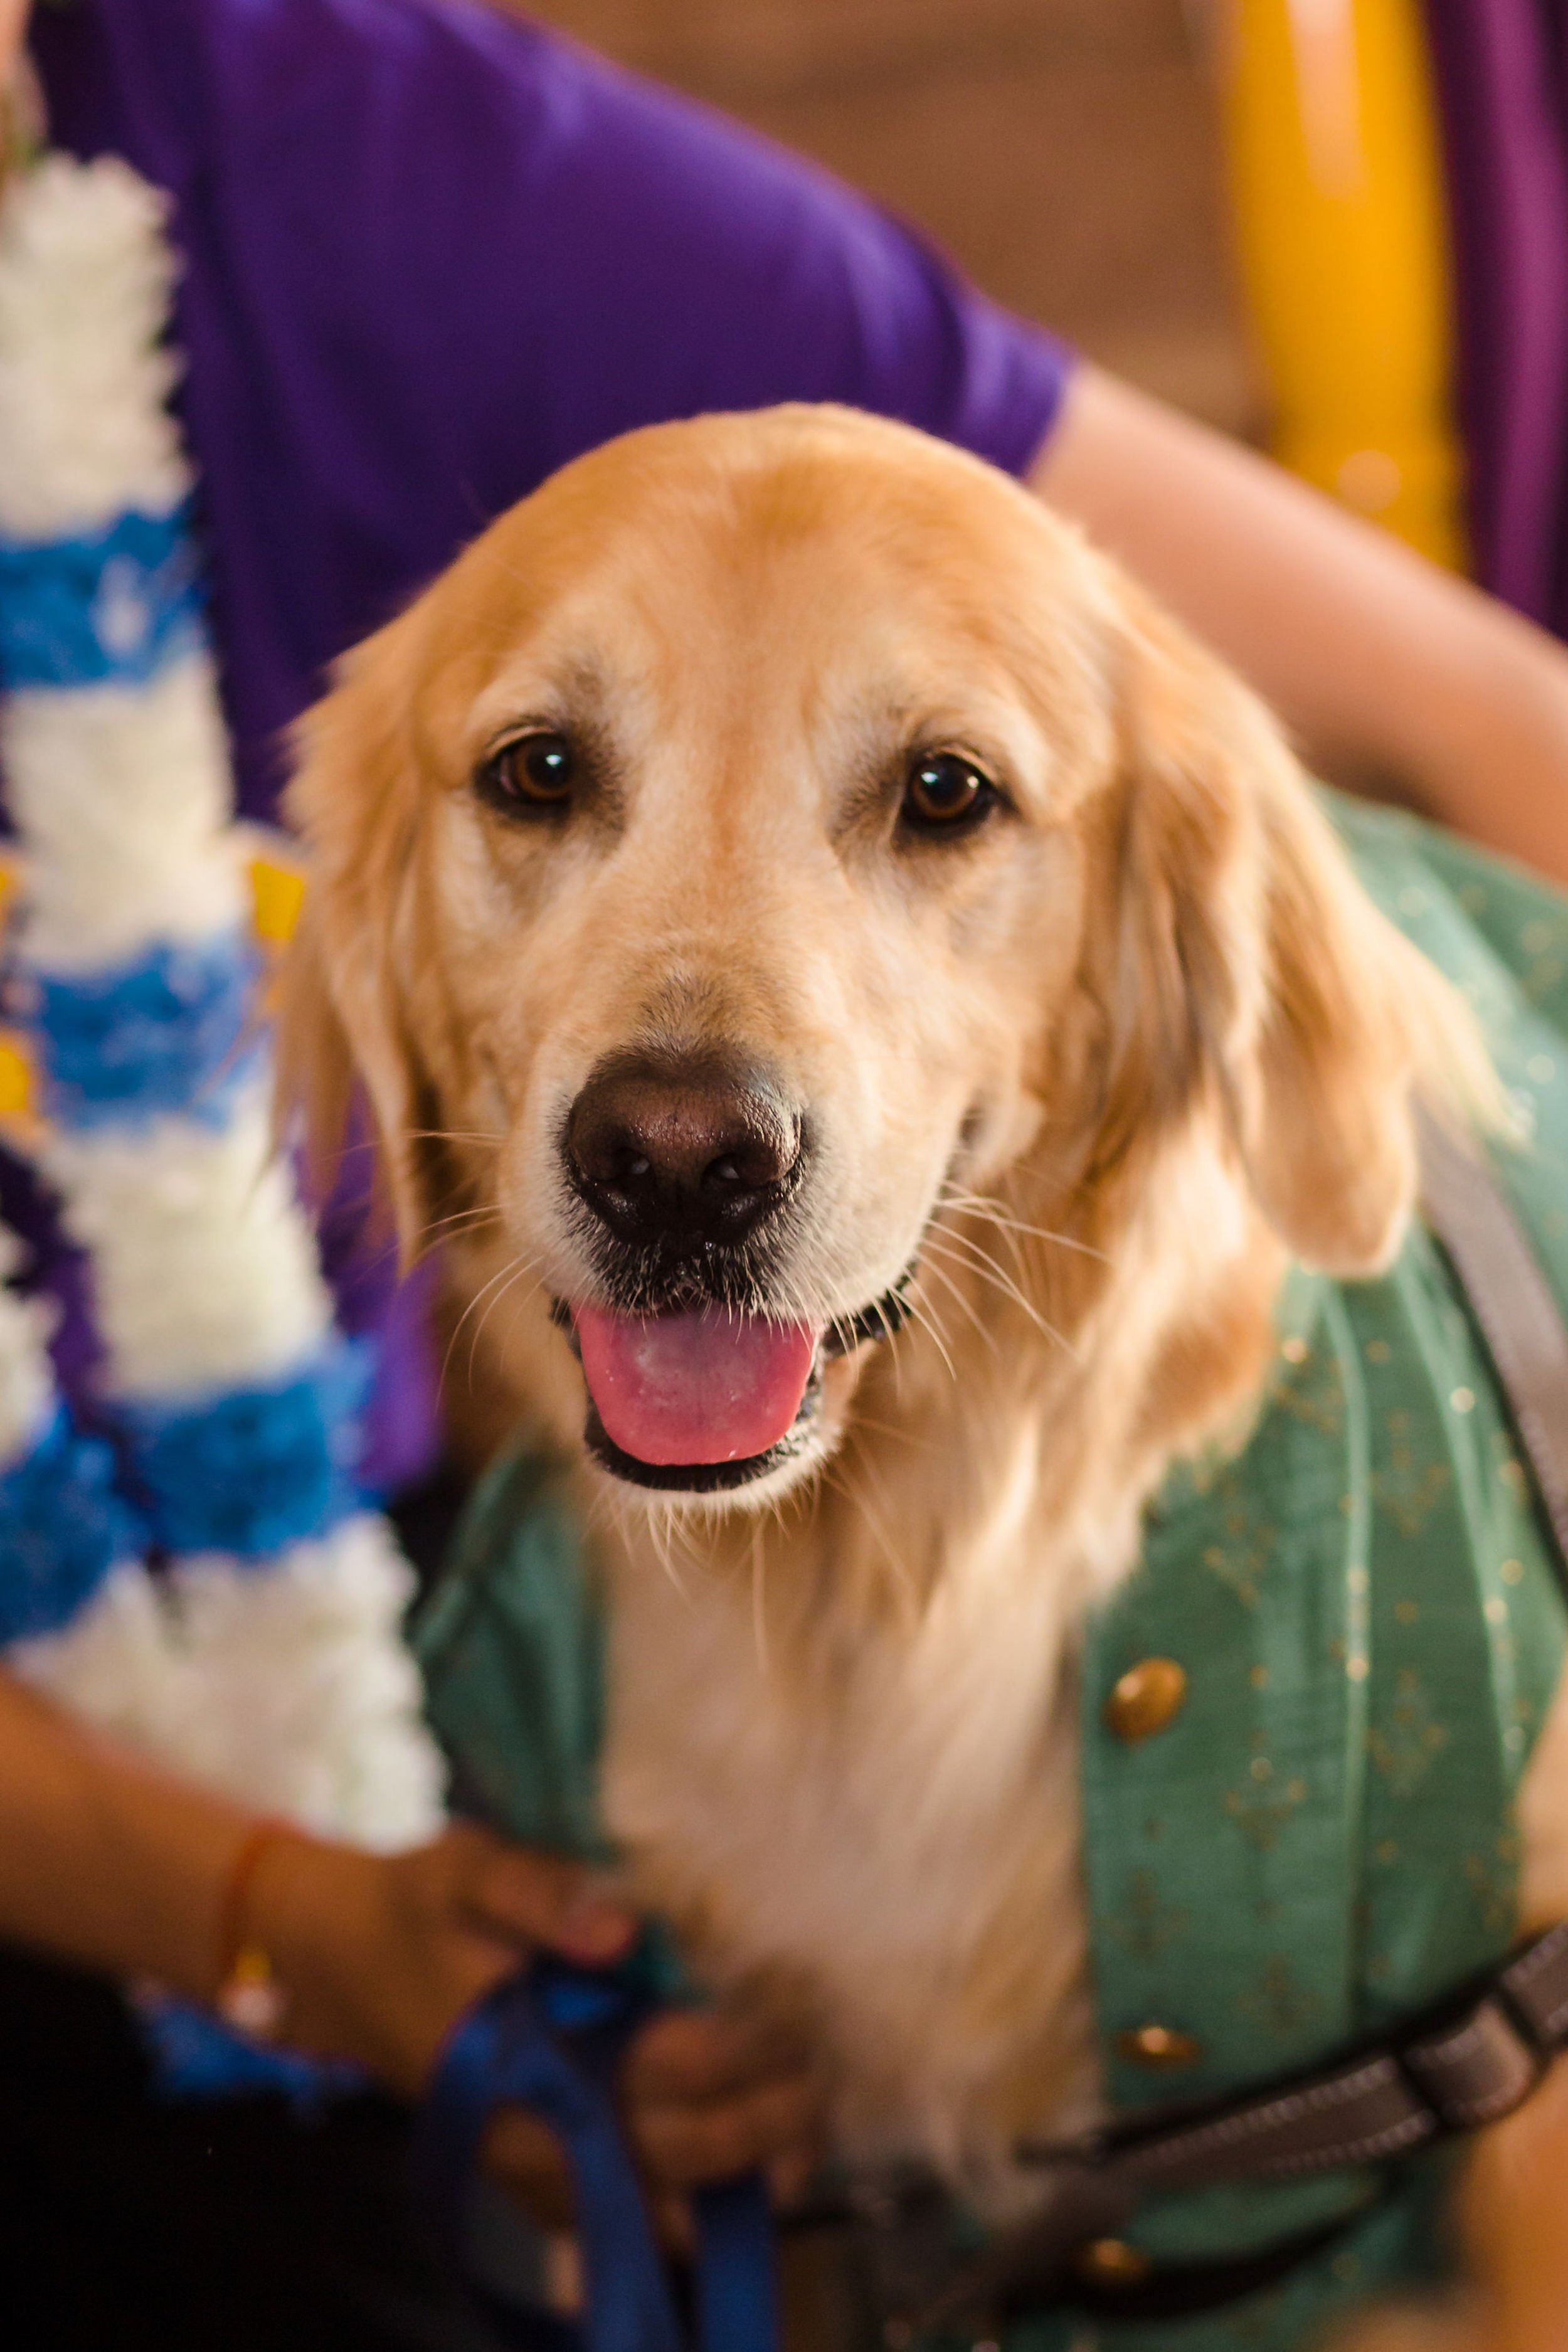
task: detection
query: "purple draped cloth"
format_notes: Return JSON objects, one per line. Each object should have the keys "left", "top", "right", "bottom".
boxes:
{"left": 1422, "top": 0, "right": 1568, "bottom": 626}
{"left": 14, "top": 0, "right": 1071, "bottom": 1493}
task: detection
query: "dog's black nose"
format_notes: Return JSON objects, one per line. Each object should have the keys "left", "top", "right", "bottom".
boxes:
{"left": 566, "top": 1051, "right": 802, "bottom": 1249}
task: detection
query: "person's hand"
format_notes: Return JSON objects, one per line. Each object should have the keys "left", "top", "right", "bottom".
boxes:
{"left": 0, "top": 2, "right": 28, "bottom": 93}
{"left": 484, "top": 2000, "right": 828, "bottom": 2242}
{"left": 246, "top": 1821, "right": 635, "bottom": 2093}
{"left": 245, "top": 1824, "right": 827, "bottom": 2233}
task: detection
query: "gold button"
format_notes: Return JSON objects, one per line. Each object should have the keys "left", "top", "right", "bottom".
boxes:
{"left": 1116, "top": 2022, "right": 1201, "bottom": 2068}
{"left": 1073, "top": 2238, "right": 1152, "bottom": 2289}
{"left": 1104, "top": 1658, "right": 1188, "bottom": 1743}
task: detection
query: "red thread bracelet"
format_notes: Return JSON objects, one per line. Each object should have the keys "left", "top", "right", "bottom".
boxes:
{"left": 213, "top": 1818, "right": 292, "bottom": 2038}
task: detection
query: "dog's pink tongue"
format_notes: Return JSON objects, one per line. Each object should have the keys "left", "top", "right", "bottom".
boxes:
{"left": 575, "top": 1304, "right": 819, "bottom": 1465}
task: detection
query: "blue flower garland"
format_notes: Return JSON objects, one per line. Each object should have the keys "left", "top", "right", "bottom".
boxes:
{"left": 0, "top": 152, "right": 445, "bottom": 2097}
{"left": 0, "top": 1403, "right": 139, "bottom": 1643}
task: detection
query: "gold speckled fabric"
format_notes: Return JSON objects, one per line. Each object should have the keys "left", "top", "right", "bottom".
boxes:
{"left": 1069, "top": 797, "right": 1568, "bottom": 2352}
{"left": 418, "top": 795, "right": 1568, "bottom": 2352}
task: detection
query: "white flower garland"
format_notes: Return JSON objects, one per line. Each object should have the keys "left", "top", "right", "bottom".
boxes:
{"left": 0, "top": 149, "right": 187, "bottom": 536}
{"left": 4, "top": 661, "right": 245, "bottom": 966}
{"left": 0, "top": 1225, "right": 53, "bottom": 1456}
{"left": 0, "top": 156, "right": 445, "bottom": 1873}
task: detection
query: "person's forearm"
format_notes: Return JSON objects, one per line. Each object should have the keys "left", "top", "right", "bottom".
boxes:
{"left": 1034, "top": 364, "right": 1568, "bottom": 885}
{"left": 0, "top": 1665, "right": 250, "bottom": 1999}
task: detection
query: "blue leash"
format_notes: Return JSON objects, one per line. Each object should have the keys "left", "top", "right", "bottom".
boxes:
{"left": 413, "top": 1959, "right": 778, "bottom": 2352}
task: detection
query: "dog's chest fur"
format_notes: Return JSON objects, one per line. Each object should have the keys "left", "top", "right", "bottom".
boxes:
{"left": 598, "top": 1436, "right": 1105, "bottom": 2181}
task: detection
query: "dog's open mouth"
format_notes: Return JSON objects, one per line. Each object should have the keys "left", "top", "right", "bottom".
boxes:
{"left": 558, "top": 1285, "right": 911, "bottom": 1493}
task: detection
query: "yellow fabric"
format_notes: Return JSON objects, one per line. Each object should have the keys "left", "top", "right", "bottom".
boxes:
{"left": 1221, "top": 0, "right": 1466, "bottom": 568}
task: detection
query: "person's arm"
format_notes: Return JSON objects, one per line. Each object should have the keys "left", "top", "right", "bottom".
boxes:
{"left": 0, "top": 1664, "right": 263, "bottom": 1994}
{"left": 0, "top": 1664, "right": 822, "bottom": 2220}
{"left": 0, "top": 1659, "right": 634, "bottom": 2042}
{"left": 1035, "top": 364, "right": 1568, "bottom": 886}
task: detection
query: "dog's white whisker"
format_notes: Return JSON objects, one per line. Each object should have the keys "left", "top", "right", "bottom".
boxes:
{"left": 899, "top": 1287, "right": 958, "bottom": 1382}
{"left": 840, "top": 1412, "right": 921, "bottom": 1449}
{"left": 465, "top": 1255, "right": 545, "bottom": 1387}
{"left": 411, "top": 1203, "right": 503, "bottom": 1246}
{"left": 644, "top": 1502, "right": 692, "bottom": 1602}
{"left": 857, "top": 1290, "right": 911, "bottom": 1403}
{"left": 911, "top": 1250, "right": 1000, "bottom": 1359}
{"left": 438, "top": 1255, "right": 522, "bottom": 1392}
{"left": 416, "top": 1202, "right": 498, "bottom": 1236}
{"left": 941, "top": 1196, "right": 1031, "bottom": 1286}
{"left": 749, "top": 1520, "right": 770, "bottom": 1678}
{"left": 404, "top": 1126, "right": 506, "bottom": 1148}
{"left": 923, "top": 1226, "right": 1081, "bottom": 1363}
{"left": 938, "top": 1184, "right": 1113, "bottom": 1266}
{"left": 827, "top": 1310, "right": 859, "bottom": 1360}
{"left": 661, "top": 1508, "right": 701, "bottom": 1594}
{"left": 438, "top": 1242, "right": 541, "bottom": 1394}
{"left": 866, "top": 1291, "right": 904, "bottom": 1348}
{"left": 823, "top": 1451, "right": 915, "bottom": 1618}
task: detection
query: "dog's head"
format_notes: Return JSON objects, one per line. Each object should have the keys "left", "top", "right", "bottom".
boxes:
{"left": 282, "top": 406, "right": 1475, "bottom": 1507}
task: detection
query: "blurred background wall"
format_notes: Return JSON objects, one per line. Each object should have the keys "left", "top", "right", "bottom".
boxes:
{"left": 514, "top": 0, "right": 1258, "bottom": 438}
{"left": 513, "top": 2, "right": 1568, "bottom": 622}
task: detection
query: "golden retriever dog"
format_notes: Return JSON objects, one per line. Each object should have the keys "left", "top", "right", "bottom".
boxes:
{"left": 280, "top": 405, "right": 1568, "bottom": 2343}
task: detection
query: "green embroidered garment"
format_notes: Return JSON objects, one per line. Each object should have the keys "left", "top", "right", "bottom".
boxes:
{"left": 417, "top": 798, "right": 1568, "bottom": 2352}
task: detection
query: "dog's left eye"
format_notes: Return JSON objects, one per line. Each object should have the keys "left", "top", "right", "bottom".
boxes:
{"left": 476, "top": 731, "right": 576, "bottom": 815}
{"left": 901, "top": 752, "right": 999, "bottom": 836}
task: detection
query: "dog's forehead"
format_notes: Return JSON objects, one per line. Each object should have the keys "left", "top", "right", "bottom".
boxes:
{"left": 452, "top": 416, "right": 1108, "bottom": 755}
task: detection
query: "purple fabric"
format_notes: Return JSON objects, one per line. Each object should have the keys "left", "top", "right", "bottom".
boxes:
{"left": 19, "top": 0, "right": 1071, "bottom": 1492}
{"left": 33, "top": 0, "right": 1070, "bottom": 817}
{"left": 1421, "top": 0, "right": 1568, "bottom": 623}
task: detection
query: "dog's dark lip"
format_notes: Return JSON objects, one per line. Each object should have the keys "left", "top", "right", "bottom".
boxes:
{"left": 820, "top": 1275, "right": 916, "bottom": 1357}
{"left": 550, "top": 1270, "right": 914, "bottom": 1490}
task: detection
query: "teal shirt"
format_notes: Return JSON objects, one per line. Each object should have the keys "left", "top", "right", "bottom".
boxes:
{"left": 417, "top": 798, "right": 1568, "bottom": 2351}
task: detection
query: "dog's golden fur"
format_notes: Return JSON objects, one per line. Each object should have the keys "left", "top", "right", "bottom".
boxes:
{"left": 281, "top": 406, "right": 1568, "bottom": 2299}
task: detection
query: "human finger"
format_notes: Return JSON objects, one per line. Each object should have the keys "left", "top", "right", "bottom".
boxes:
{"left": 484, "top": 2106, "right": 578, "bottom": 2232}
{"left": 629, "top": 2070, "right": 825, "bottom": 2188}
{"left": 485, "top": 2107, "right": 702, "bottom": 2260}
{"left": 446, "top": 1825, "right": 635, "bottom": 1966}
{"left": 623, "top": 2004, "right": 815, "bottom": 2105}
{"left": 766, "top": 2140, "right": 824, "bottom": 2212}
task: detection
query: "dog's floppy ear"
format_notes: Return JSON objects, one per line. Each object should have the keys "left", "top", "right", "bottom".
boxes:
{"left": 1241, "top": 761, "right": 1468, "bottom": 1273}
{"left": 1087, "top": 580, "right": 1486, "bottom": 1277}
{"left": 275, "top": 617, "right": 437, "bottom": 1263}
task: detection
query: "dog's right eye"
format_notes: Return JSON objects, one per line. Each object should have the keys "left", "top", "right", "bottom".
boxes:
{"left": 901, "top": 751, "right": 999, "bottom": 837}
{"left": 476, "top": 731, "right": 576, "bottom": 815}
